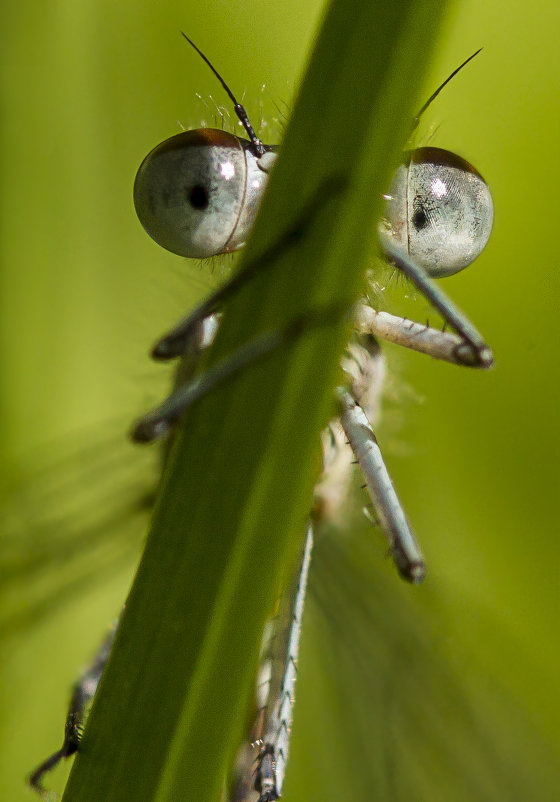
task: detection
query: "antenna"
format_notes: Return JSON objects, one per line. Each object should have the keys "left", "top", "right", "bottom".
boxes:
{"left": 412, "top": 48, "right": 482, "bottom": 130}
{"left": 181, "top": 32, "right": 266, "bottom": 156}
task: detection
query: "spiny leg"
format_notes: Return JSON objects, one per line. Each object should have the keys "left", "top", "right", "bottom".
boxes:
{"left": 260, "top": 525, "right": 312, "bottom": 800}
{"left": 337, "top": 386, "right": 425, "bottom": 583}
{"left": 131, "top": 302, "right": 350, "bottom": 443}
{"left": 354, "top": 304, "right": 491, "bottom": 368}
{"left": 379, "top": 235, "right": 493, "bottom": 368}
{"left": 29, "top": 622, "right": 117, "bottom": 796}
{"left": 329, "top": 332, "right": 425, "bottom": 582}
{"left": 230, "top": 525, "right": 313, "bottom": 802}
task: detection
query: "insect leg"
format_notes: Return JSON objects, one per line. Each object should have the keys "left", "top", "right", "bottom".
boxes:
{"left": 380, "top": 235, "right": 493, "bottom": 368}
{"left": 29, "top": 622, "right": 117, "bottom": 796}
{"left": 231, "top": 525, "right": 313, "bottom": 802}
{"left": 337, "top": 385, "right": 426, "bottom": 583}
{"left": 261, "top": 525, "right": 312, "bottom": 799}
{"left": 354, "top": 304, "right": 490, "bottom": 367}
{"left": 132, "top": 303, "right": 349, "bottom": 443}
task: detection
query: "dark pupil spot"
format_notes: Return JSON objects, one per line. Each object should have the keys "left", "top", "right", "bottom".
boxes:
{"left": 412, "top": 207, "right": 428, "bottom": 230}
{"left": 188, "top": 184, "right": 209, "bottom": 210}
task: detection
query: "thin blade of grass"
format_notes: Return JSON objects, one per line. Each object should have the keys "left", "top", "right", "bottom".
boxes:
{"left": 62, "top": 1, "right": 447, "bottom": 800}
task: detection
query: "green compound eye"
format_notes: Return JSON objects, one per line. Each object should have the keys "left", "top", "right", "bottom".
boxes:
{"left": 134, "top": 128, "right": 274, "bottom": 259}
{"left": 382, "top": 147, "right": 493, "bottom": 278}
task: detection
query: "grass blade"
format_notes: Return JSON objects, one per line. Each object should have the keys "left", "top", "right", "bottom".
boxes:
{"left": 62, "top": 1, "right": 447, "bottom": 800}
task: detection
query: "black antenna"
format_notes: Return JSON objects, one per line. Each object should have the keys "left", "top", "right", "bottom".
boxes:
{"left": 412, "top": 48, "right": 483, "bottom": 130}
{"left": 181, "top": 32, "right": 266, "bottom": 156}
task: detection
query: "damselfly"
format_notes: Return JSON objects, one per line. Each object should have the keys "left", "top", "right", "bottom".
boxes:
{"left": 29, "top": 34, "right": 493, "bottom": 801}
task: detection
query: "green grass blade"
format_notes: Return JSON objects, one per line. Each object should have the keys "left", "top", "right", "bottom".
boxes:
{"left": 62, "top": 1, "right": 447, "bottom": 800}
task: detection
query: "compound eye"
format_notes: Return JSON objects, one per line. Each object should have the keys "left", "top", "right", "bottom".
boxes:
{"left": 383, "top": 147, "right": 493, "bottom": 277}
{"left": 134, "top": 129, "right": 251, "bottom": 258}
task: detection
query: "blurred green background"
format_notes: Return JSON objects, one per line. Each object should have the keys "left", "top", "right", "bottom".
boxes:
{"left": 1, "top": 0, "right": 558, "bottom": 800}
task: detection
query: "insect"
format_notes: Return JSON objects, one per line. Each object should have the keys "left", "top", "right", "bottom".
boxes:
{"left": 29, "top": 34, "right": 493, "bottom": 800}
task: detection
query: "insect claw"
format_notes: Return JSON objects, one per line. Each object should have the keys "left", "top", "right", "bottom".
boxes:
{"left": 454, "top": 342, "right": 494, "bottom": 369}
